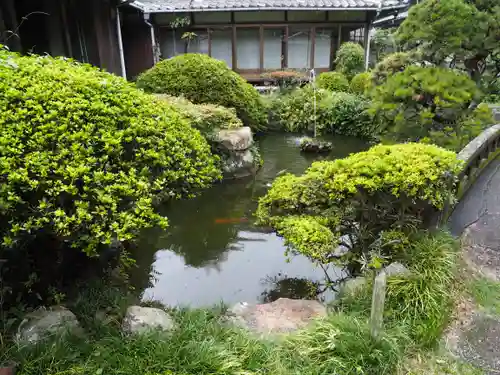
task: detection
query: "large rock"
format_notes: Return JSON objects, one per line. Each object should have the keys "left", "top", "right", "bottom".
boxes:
{"left": 16, "top": 306, "right": 80, "bottom": 344}
{"left": 222, "top": 149, "right": 259, "bottom": 179}
{"left": 122, "top": 306, "right": 175, "bottom": 335}
{"left": 217, "top": 127, "right": 253, "bottom": 151}
{"left": 228, "top": 298, "right": 327, "bottom": 335}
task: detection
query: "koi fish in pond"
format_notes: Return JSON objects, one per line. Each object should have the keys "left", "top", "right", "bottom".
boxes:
{"left": 214, "top": 218, "right": 249, "bottom": 224}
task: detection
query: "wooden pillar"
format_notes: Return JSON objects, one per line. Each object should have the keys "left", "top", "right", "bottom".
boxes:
{"left": 259, "top": 25, "right": 264, "bottom": 71}
{"left": 363, "top": 23, "right": 371, "bottom": 70}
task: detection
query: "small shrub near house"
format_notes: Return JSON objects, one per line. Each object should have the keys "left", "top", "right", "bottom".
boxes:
{"left": 272, "top": 86, "right": 373, "bottom": 138}
{"left": 370, "top": 65, "right": 494, "bottom": 151}
{"left": 256, "top": 143, "right": 461, "bottom": 272}
{"left": 316, "top": 72, "right": 350, "bottom": 92}
{"left": 0, "top": 50, "right": 220, "bottom": 308}
{"left": 136, "top": 53, "right": 268, "bottom": 132}
{"left": 335, "top": 42, "right": 365, "bottom": 79}
{"left": 349, "top": 71, "right": 373, "bottom": 95}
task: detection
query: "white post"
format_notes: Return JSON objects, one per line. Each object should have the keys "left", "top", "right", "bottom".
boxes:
{"left": 370, "top": 270, "right": 387, "bottom": 339}
{"left": 364, "top": 24, "right": 371, "bottom": 71}
{"left": 115, "top": 8, "right": 127, "bottom": 78}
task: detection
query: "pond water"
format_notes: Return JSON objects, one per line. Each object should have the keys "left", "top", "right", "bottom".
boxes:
{"left": 132, "top": 134, "right": 369, "bottom": 307}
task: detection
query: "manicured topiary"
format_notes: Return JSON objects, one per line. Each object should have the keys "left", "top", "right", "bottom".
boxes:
{"left": 256, "top": 143, "right": 461, "bottom": 269}
{"left": 136, "top": 54, "right": 268, "bottom": 131}
{"left": 370, "top": 65, "right": 493, "bottom": 150}
{"left": 0, "top": 50, "right": 220, "bottom": 306}
{"left": 335, "top": 42, "right": 365, "bottom": 79}
{"left": 349, "top": 71, "right": 373, "bottom": 95}
{"left": 316, "top": 72, "right": 350, "bottom": 92}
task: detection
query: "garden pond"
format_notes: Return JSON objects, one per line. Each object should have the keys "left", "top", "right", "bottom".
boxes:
{"left": 131, "top": 134, "right": 369, "bottom": 307}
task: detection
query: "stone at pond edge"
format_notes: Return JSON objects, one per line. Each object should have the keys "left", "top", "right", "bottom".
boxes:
{"left": 122, "top": 306, "right": 175, "bottom": 335}
{"left": 221, "top": 148, "right": 260, "bottom": 179}
{"left": 16, "top": 306, "right": 81, "bottom": 344}
{"left": 384, "top": 262, "right": 410, "bottom": 277}
{"left": 217, "top": 127, "right": 253, "bottom": 151}
{"left": 299, "top": 138, "right": 333, "bottom": 153}
{"left": 227, "top": 298, "right": 327, "bottom": 335}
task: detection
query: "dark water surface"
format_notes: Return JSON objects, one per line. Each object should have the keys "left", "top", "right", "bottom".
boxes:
{"left": 132, "top": 134, "right": 368, "bottom": 307}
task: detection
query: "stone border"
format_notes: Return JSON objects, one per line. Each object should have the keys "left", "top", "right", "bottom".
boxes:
{"left": 440, "top": 123, "right": 500, "bottom": 223}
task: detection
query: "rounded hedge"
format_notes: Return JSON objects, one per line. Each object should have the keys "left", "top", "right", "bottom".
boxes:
{"left": 136, "top": 54, "right": 268, "bottom": 131}
{"left": 316, "top": 72, "right": 350, "bottom": 92}
{"left": 256, "top": 143, "right": 461, "bottom": 267}
{"left": 335, "top": 42, "right": 365, "bottom": 79}
{"left": 0, "top": 51, "right": 220, "bottom": 255}
{"left": 350, "top": 72, "right": 373, "bottom": 95}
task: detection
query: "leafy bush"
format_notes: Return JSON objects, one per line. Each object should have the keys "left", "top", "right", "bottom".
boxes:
{"left": 261, "top": 70, "right": 308, "bottom": 91}
{"left": 349, "top": 72, "right": 373, "bottom": 95}
{"left": 370, "top": 65, "right": 493, "bottom": 151}
{"left": 270, "top": 85, "right": 330, "bottom": 133}
{"left": 0, "top": 51, "right": 219, "bottom": 306}
{"left": 154, "top": 94, "right": 242, "bottom": 133}
{"left": 335, "top": 42, "right": 365, "bottom": 79}
{"left": 372, "top": 51, "right": 419, "bottom": 85}
{"left": 271, "top": 86, "right": 374, "bottom": 137}
{"left": 256, "top": 143, "right": 461, "bottom": 271}
{"left": 317, "top": 92, "right": 374, "bottom": 137}
{"left": 316, "top": 72, "right": 350, "bottom": 92}
{"left": 136, "top": 54, "right": 268, "bottom": 131}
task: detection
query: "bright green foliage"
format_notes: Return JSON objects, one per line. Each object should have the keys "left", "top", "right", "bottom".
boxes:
{"left": 396, "top": 0, "right": 500, "bottom": 82}
{"left": 350, "top": 72, "right": 373, "bottom": 95}
{"left": 335, "top": 42, "right": 365, "bottom": 79}
{"left": 0, "top": 51, "right": 219, "bottom": 304}
{"left": 372, "top": 51, "right": 420, "bottom": 85}
{"left": 136, "top": 54, "right": 267, "bottom": 131}
{"left": 317, "top": 92, "right": 374, "bottom": 137}
{"left": 256, "top": 143, "right": 461, "bottom": 268}
{"left": 316, "top": 72, "right": 350, "bottom": 92}
{"left": 370, "top": 66, "right": 493, "bottom": 151}
{"left": 154, "top": 94, "right": 242, "bottom": 132}
{"left": 271, "top": 86, "right": 374, "bottom": 137}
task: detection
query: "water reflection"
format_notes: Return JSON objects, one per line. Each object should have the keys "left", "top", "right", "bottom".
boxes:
{"left": 133, "top": 134, "right": 368, "bottom": 307}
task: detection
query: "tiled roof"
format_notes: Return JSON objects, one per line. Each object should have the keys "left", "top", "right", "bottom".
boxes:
{"left": 131, "top": 0, "right": 389, "bottom": 12}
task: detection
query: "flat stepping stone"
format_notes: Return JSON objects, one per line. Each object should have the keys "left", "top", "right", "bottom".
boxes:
{"left": 228, "top": 298, "right": 327, "bottom": 335}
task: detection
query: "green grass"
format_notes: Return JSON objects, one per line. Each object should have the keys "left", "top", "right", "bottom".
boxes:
{"left": 470, "top": 278, "right": 500, "bottom": 315}
{"left": 339, "top": 230, "right": 460, "bottom": 348}
{"left": 1, "top": 307, "right": 411, "bottom": 375}
{"left": 0, "top": 230, "right": 465, "bottom": 375}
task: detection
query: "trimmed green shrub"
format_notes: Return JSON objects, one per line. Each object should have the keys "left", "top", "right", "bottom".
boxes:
{"left": 136, "top": 54, "right": 267, "bottom": 131}
{"left": 154, "top": 94, "right": 243, "bottom": 133}
{"left": 317, "top": 92, "right": 374, "bottom": 137}
{"left": 370, "top": 65, "right": 493, "bottom": 151}
{"left": 256, "top": 143, "right": 461, "bottom": 271}
{"left": 335, "top": 42, "right": 365, "bottom": 79}
{"left": 349, "top": 71, "right": 373, "bottom": 95}
{"left": 271, "top": 85, "right": 330, "bottom": 133}
{"left": 0, "top": 51, "right": 219, "bottom": 306}
{"left": 316, "top": 72, "right": 350, "bottom": 92}
{"left": 372, "top": 51, "right": 420, "bottom": 85}
{"left": 271, "top": 86, "right": 374, "bottom": 137}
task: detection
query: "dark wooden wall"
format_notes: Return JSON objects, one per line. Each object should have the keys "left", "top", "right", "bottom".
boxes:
{"left": 0, "top": 0, "right": 122, "bottom": 75}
